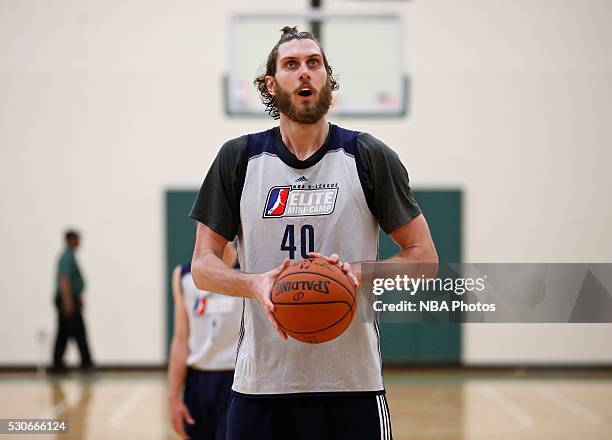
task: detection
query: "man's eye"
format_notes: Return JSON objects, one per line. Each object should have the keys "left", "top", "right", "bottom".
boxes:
{"left": 286, "top": 61, "right": 297, "bottom": 68}
{"left": 308, "top": 59, "right": 320, "bottom": 66}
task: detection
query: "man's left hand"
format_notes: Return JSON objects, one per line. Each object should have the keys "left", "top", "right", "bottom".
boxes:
{"left": 307, "top": 252, "right": 359, "bottom": 289}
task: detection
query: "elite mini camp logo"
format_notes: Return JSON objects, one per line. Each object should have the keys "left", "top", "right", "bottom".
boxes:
{"left": 263, "top": 184, "right": 339, "bottom": 218}
{"left": 193, "top": 295, "right": 207, "bottom": 316}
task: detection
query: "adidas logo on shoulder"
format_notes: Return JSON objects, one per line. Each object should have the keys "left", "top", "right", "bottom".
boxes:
{"left": 294, "top": 176, "right": 308, "bottom": 182}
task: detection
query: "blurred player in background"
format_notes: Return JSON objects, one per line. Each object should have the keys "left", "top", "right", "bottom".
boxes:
{"left": 190, "top": 27, "right": 438, "bottom": 439}
{"left": 50, "top": 230, "right": 94, "bottom": 374}
{"left": 168, "top": 242, "right": 242, "bottom": 440}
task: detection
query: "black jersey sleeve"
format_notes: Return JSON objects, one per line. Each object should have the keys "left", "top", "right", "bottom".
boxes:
{"left": 355, "top": 132, "right": 422, "bottom": 234}
{"left": 189, "top": 136, "right": 247, "bottom": 241}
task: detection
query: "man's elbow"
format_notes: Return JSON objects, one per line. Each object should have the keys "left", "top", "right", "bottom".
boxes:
{"left": 429, "top": 261, "right": 439, "bottom": 279}
{"left": 426, "top": 244, "right": 439, "bottom": 278}
{"left": 191, "top": 256, "right": 211, "bottom": 291}
{"left": 413, "top": 244, "right": 438, "bottom": 278}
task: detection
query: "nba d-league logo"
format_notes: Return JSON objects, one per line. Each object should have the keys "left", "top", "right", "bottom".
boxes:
{"left": 262, "top": 185, "right": 339, "bottom": 218}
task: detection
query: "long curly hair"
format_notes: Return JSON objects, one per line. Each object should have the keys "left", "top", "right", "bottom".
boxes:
{"left": 254, "top": 26, "right": 339, "bottom": 120}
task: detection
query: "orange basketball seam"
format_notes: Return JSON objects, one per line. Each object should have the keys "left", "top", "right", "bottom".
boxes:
{"left": 274, "top": 271, "right": 356, "bottom": 302}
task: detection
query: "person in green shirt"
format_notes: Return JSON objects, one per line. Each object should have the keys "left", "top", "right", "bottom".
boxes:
{"left": 50, "top": 230, "right": 94, "bottom": 373}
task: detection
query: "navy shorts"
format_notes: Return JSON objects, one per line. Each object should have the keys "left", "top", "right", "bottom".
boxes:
{"left": 226, "top": 393, "right": 392, "bottom": 440}
{"left": 183, "top": 368, "right": 234, "bottom": 440}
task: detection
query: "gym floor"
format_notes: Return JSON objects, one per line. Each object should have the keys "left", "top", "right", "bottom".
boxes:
{"left": 1, "top": 369, "right": 611, "bottom": 439}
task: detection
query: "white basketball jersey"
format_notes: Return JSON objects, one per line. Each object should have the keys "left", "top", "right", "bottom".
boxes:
{"left": 190, "top": 124, "right": 422, "bottom": 395}
{"left": 181, "top": 264, "right": 242, "bottom": 371}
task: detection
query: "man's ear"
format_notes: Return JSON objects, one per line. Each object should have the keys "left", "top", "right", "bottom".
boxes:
{"left": 265, "top": 76, "right": 276, "bottom": 96}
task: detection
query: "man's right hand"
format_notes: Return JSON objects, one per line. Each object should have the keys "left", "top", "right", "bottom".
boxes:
{"left": 249, "top": 259, "right": 291, "bottom": 340}
{"left": 168, "top": 396, "right": 194, "bottom": 439}
{"left": 62, "top": 299, "right": 75, "bottom": 317}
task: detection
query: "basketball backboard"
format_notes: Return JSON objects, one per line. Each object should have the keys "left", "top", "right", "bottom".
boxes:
{"left": 225, "top": 12, "right": 408, "bottom": 117}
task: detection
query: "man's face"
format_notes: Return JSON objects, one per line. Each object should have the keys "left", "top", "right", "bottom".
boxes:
{"left": 68, "top": 236, "right": 80, "bottom": 249}
{"left": 266, "top": 39, "right": 332, "bottom": 124}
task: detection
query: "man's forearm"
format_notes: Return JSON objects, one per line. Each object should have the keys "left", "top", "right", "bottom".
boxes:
{"left": 353, "top": 245, "right": 439, "bottom": 284}
{"left": 191, "top": 250, "right": 256, "bottom": 298}
{"left": 167, "top": 340, "right": 189, "bottom": 400}
{"left": 59, "top": 277, "right": 73, "bottom": 304}
{"left": 384, "top": 245, "right": 439, "bottom": 276}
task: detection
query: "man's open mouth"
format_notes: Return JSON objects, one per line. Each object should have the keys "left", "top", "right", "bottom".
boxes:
{"left": 297, "top": 89, "right": 313, "bottom": 97}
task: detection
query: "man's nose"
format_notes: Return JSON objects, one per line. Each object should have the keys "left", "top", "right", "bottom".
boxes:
{"left": 298, "top": 63, "right": 310, "bottom": 81}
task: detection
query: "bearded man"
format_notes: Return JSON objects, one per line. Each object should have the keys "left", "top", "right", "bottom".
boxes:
{"left": 189, "top": 26, "right": 438, "bottom": 440}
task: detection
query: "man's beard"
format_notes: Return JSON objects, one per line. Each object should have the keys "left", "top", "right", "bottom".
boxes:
{"left": 274, "top": 80, "right": 333, "bottom": 124}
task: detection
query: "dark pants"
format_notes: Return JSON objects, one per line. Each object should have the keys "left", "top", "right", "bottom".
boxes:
{"left": 52, "top": 305, "right": 93, "bottom": 368}
{"left": 226, "top": 393, "right": 393, "bottom": 440}
{"left": 183, "top": 368, "right": 234, "bottom": 440}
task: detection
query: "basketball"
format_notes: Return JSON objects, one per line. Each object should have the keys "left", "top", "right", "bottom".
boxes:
{"left": 271, "top": 257, "right": 357, "bottom": 344}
